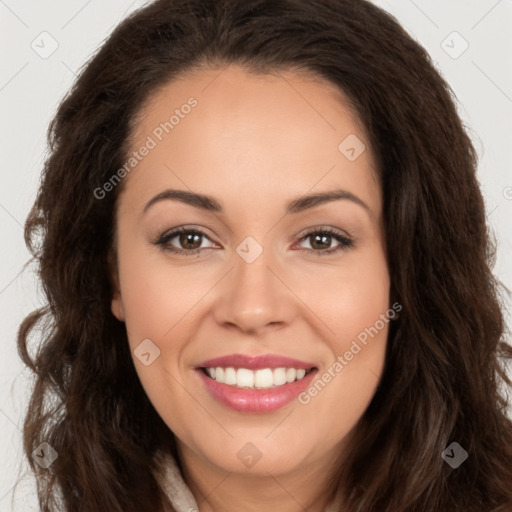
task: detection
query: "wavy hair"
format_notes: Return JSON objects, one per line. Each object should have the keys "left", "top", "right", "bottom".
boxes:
{"left": 17, "top": 0, "right": 512, "bottom": 510}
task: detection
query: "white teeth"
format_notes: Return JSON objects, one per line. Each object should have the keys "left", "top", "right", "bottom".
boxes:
{"left": 286, "top": 368, "right": 297, "bottom": 383}
{"left": 205, "top": 366, "right": 311, "bottom": 389}
{"left": 273, "top": 367, "right": 287, "bottom": 386}
{"left": 224, "top": 367, "right": 237, "bottom": 385}
{"left": 236, "top": 368, "right": 254, "bottom": 387}
{"left": 255, "top": 368, "right": 273, "bottom": 388}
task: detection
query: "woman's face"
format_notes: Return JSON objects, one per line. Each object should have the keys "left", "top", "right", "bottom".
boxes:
{"left": 111, "top": 65, "right": 390, "bottom": 477}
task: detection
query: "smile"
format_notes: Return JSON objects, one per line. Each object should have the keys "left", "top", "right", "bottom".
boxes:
{"left": 195, "top": 367, "right": 318, "bottom": 413}
{"left": 202, "top": 366, "right": 312, "bottom": 389}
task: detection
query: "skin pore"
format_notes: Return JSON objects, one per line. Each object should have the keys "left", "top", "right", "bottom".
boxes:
{"left": 110, "top": 65, "right": 390, "bottom": 512}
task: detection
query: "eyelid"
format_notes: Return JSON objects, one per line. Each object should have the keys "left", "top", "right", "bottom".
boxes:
{"left": 294, "top": 225, "right": 352, "bottom": 241}
{"left": 153, "top": 224, "right": 215, "bottom": 242}
{"left": 153, "top": 225, "right": 218, "bottom": 250}
{"left": 292, "top": 226, "right": 354, "bottom": 253}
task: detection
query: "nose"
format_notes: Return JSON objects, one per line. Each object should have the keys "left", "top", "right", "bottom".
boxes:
{"left": 213, "top": 244, "right": 295, "bottom": 334}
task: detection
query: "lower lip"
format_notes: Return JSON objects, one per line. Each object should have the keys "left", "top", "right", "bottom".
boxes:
{"left": 196, "top": 368, "right": 318, "bottom": 413}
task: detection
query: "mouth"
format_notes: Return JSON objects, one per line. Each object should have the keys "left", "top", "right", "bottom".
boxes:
{"left": 199, "top": 366, "right": 316, "bottom": 390}
{"left": 195, "top": 354, "right": 318, "bottom": 413}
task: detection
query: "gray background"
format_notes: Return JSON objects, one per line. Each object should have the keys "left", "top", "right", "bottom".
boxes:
{"left": 1, "top": 1, "right": 511, "bottom": 509}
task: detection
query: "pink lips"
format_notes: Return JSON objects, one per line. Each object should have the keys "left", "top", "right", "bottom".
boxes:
{"left": 196, "top": 353, "right": 317, "bottom": 413}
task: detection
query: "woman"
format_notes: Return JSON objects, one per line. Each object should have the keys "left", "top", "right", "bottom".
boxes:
{"left": 17, "top": 0, "right": 512, "bottom": 511}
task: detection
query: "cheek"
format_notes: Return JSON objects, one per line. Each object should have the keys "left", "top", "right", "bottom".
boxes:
{"left": 291, "top": 245, "right": 389, "bottom": 427}
{"left": 327, "top": 252, "right": 390, "bottom": 390}
{"left": 289, "top": 242, "right": 390, "bottom": 344}
{"left": 114, "top": 239, "right": 199, "bottom": 423}
{"left": 116, "top": 239, "right": 204, "bottom": 350}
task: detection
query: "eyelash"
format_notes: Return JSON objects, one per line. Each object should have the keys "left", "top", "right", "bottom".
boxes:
{"left": 152, "top": 226, "right": 354, "bottom": 256}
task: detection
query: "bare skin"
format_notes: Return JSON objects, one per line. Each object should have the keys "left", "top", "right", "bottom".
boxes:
{"left": 110, "top": 64, "right": 390, "bottom": 512}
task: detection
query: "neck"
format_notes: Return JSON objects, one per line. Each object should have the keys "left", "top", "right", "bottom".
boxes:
{"left": 176, "top": 442, "right": 343, "bottom": 512}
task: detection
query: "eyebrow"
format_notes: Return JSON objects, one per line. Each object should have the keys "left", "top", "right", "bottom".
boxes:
{"left": 142, "top": 188, "right": 371, "bottom": 217}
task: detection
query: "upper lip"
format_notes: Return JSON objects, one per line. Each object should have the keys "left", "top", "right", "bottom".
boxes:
{"left": 198, "top": 354, "right": 316, "bottom": 370}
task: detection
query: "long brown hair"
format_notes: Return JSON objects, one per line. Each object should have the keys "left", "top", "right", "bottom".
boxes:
{"left": 17, "top": 0, "right": 512, "bottom": 510}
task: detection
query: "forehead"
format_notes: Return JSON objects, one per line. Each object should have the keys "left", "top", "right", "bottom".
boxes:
{"left": 120, "top": 64, "right": 381, "bottom": 217}
{"left": 133, "top": 64, "right": 369, "bottom": 149}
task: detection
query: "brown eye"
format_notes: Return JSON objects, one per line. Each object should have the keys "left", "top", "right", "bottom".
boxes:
{"left": 154, "top": 227, "right": 216, "bottom": 255}
{"left": 153, "top": 226, "right": 353, "bottom": 257}
{"left": 176, "top": 232, "right": 203, "bottom": 250}
{"left": 296, "top": 228, "right": 354, "bottom": 255}
{"left": 309, "top": 233, "right": 333, "bottom": 250}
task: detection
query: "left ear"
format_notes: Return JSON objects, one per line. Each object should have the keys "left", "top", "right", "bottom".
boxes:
{"left": 108, "top": 248, "right": 125, "bottom": 322}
